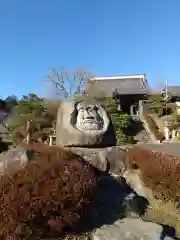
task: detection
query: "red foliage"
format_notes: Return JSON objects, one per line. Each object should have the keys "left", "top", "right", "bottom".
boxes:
{"left": 0, "top": 144, "right": 98, "bottom": 239}
{"left": 126, "top": 146, "right": 180, "bottom": 202}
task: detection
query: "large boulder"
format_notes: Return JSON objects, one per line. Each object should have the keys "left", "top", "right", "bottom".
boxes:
{"left": 56, "top": 99, "right": 116, "bottom": 147}
{"left": 123, "top": 168, "right": 154, "bottom": 199}
{"left": 94, "top": 218, "right": 176, "bottom": 240}
{"left": 70, "top": 146, "right": 127, "bottom": 173}
{"left": 0, "top": 146, "right": 34, "bottom": 175}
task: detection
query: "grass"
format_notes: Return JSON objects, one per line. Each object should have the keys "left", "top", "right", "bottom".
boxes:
{"left": 144, "top": 198, "right": 180, "bottom": 235}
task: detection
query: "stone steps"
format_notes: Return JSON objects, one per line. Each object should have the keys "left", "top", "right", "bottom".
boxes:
{"left": 133, "top": 119, "right": 152, "bottom": 144}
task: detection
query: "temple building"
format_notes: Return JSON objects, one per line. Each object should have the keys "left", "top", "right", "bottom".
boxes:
{"left": 85, "top": 74, "right": 151, "bottom": 116}
{"left": 161, "top": 85, "right": 180, "bottom": 102}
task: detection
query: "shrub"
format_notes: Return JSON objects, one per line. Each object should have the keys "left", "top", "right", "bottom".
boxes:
{"left": 144, "top": 94, "right": 165, "bottom": 114}
{"left": 0, "top": 143, "right": 98, "bottom": 239}
{"left": 126, "top": 146, "right": 180, "bottom": 203}
{"left": 105, "top": 98, "right": 134, "bottom": 144}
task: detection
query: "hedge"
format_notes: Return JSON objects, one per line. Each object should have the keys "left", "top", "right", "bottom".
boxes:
{"left": 126, "top": 146, "right": 180, "bottom": 204}
{"left": 0, "top": 143, "right": 98, "bottom": 239}
{"left": 105, "top": 98, "right": 134, "bottom": 144}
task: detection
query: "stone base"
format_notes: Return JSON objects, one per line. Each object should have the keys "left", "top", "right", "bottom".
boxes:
{"left": 67, "top": 146, "right": 127, "bottom": 174}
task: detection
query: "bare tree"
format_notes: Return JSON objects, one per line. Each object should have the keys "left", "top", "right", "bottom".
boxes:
{"left": 46, "top": 66, "right": 92, "bottom": 99}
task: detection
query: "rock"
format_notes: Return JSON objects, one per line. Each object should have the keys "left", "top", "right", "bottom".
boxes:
{"left": 94, "top": 218, "right": 176, "bottom": 240}
{"left": 82, "top": 174, "right": 177, "bottom": 240}
{"left": 69, "top": 146, "right": 126, "bottom": 173}
{"left": 0, "top": 146, "right": 34, "bottom": 175}
{"left": 105, "top": 146, "right": 127, "bottom": 174}
{"left": 69, "top": 147, "right": 109, "bottom": 172}
{"left": 122, "top": 169, "right": 153, "bottom": 199}
{"left": 56, "top": 99, "right": 116, "bottom": 147}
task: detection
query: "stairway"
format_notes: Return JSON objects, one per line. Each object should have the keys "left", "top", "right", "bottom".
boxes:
{"left": 136, "top": 101, "right": 159, "bottom": 144}
{"left": 134, "top": 125, "right": 152, "bottom": 144}
{"left": 131, "top": 117, "right": 153, "bottom": 144}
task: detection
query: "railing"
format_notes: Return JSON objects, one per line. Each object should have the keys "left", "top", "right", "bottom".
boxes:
{"left": 139, "top": 101, "right": 164, "bottom": 143}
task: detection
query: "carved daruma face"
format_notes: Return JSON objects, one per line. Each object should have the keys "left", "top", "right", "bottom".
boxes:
{"left": 75, "top": 103, "right": 104, "bottom": 132}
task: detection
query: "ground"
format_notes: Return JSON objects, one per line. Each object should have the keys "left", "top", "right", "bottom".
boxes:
{"left": 138, "top": 142, "right": 180, "bottom": 156}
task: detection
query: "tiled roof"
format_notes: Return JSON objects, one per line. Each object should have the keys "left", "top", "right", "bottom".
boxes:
{"left": 166, "top": 86, "right": 180, "bottom": 96}
{"left": 86, "top": 75, "right": 150, "bottom": 97}
{"left": 154, "top": 86, "right": 180, "bottom": 96}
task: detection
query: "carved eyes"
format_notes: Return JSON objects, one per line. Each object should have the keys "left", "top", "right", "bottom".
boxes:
{"left": 93, "top": 106, "right": 99, "bottom": 111}
{"left": 78, "top": 106, "right": 99, "bottom": 112}
{"left": 78, "top": 108, "right": 84, "bottom": 112}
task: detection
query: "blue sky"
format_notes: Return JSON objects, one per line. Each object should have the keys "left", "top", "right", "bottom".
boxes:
{"left": 1, "top": 0, "right": 180, "bottom": 99}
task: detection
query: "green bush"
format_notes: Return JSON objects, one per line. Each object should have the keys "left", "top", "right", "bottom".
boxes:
{"left": 6, "top": 94, "right": 59, "bottom": 143}
{"left": 145, "top": 95, "right": 165, "bottom": 114}
{"left": 0, "top": 144, "right": 98, "bottom": 239}
{"left": 105, "top": 98, "right": 134, "bottom": 144}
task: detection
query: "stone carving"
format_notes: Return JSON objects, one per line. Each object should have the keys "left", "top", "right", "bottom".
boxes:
{"left": 55, "top": 98, "right": 178, "bottom": 240}
{"left": 56, "top": 99, "right": 116, "bottom": 147}
{"left": 56, "top": 97, "right": 127, "bottom": 173}
{"left": 70, "top": 146, "right": 126, "bottom": 173}
{"left": 75, "top": 102, "right": 104, "bottom": 132}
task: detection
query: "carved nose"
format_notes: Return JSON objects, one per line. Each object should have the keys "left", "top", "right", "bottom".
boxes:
{"left": 84, "top": 110, "right": 93, "bottom": 119}
{"left": 86, "top": 116, "right": 94, "bottom": 119}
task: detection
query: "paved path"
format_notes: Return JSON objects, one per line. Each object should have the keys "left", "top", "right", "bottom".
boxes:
{"left": 138, "top": 143, "right": 180, "bottom": 157}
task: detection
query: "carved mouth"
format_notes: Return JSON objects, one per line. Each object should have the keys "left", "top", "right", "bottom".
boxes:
{"left": 84, "top": 119, "right": 94, "bottom": 124}
{"left": 77, "top": 121, "right": 104, "bottom": 132}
